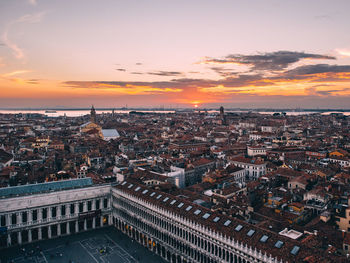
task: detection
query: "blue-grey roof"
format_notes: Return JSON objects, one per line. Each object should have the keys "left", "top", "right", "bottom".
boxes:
{"left": 0, "top": 178, "right": 93, "bottom": 198}
{"left": 102, "top": 129, "right": 120, "bottom": 138}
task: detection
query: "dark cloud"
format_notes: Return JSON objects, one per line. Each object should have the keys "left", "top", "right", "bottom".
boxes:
{"left": 116, "top": 68, "right": 126, "bottom": 71}
{"left": 209, "top": 66, "right": 237, "bottom": 77}
{"left": 204, "top": 51, "right": 335, "bottom": 71}
{"left": 130, "top": 72, "right": 143, "bottom": 75}
{"left": 26, "top": 79, "right": 39, "bottom": 85}
{"left": 285, "top": 64, "right": 350, "bottom": 76}
{"left": 147, "top": 71, "right": 183, "bottom": 76}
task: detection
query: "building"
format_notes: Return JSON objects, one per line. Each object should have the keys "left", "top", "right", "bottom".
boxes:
{"left": 0, "top": 179, "right": 346, "bottom": 262}
{"left": 0, "top": 178, "right": 111, "bottom": 248}
{"left": 229, "top": 157, "right": 266, "bottom": 181}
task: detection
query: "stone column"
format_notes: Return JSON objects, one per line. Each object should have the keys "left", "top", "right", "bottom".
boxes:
{"left": 84, "top": 219, "right": 87, "bottom": 231}
{"left": 28, "top": 210, "right": 32, "bottom": 224}
{"left": 66, "top": 222, "right": 70, "bottom": 234}
{"left": 92, "top": 199, "right": 96, "bottom": 210}
{"left": 83, "top": 202, "right": 87, "bottom": 212}
{"left": 16, "top": 213, "right": 21, "bottom": 226}
{"left": 38, "top": 227, "right": 42, "bottom": 240}
{"left": 28, "top": 229, "right": 32, "bottom": 242}
{"left": 7, "top": 234, "right": 11, "bottom": 247}
{"left": 75, "top": 220, "right": 78, "bottom": 233}
{"left": 39, "top": 208, "right": 43, "bottom": 222}
{"left": 100, "top": 216, "right": 103, "bottom": 226}
{"left": 18, "top": 231, "right": 22, "bottom": 244}
{"left": 92, "top": 217, "right": 96, "bottom": 229}
{"left": 6, "top": 214, "right": 10, "bottom": 226}
{"left": 48, "top": 225, "right": 52, "bottom": 238}
{"left": 57, "top": 224, "right": 61, "bottom": 236}
{"left": 57, "top": 206, "right": 61, "bottom": 219}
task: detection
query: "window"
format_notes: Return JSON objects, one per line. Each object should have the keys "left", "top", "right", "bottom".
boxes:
{"left": 194, "top": 209, "right": 201, "bottom": 215}
{"left": 235, "top": 224, "right": 243, "bottom": 232}
{"left": 170, "top": 200, "right": 176, "bottom": 205}
{"left": 79, "top": 203, "right": 84, "bottom": 213}
{"left": 60, "top": 205, "right": 65, "bottom": 216}
{"left": 127, "top": 184, "right": 133, "bottom": 189}
{"left": 185, "top": 206, "right": 192, "bottom": 211}
{"left": 12, "top": 214, "right": 17, "bottom": 225}
{"left": 247, "top": 229, "right": 255, "bottom": 237}
{"left": 32, "top": 210, "right": 37, "bottom": 221}
{"left": 163, "top": 197, "right": 169, "bottom": 202}
{"left": 202, "top": 213, "right": 210, "bottom": 219}
{"left": 177, "top": 203, "right": 184, "bottom": 208}
{"left": 51, "top": 207, "right": 57, "bottom": 218}
{"left": 87, "top": 201, "right": 92, "bottom": 211}
{"left": 275, "top": 240, "right": 284, "bottom": 248}
{"left": 96, "top": 200, "right": 100, "bottom": 210}
{"left": 291, "top": 246, "right": 300, "bottom": 255}
{"left": 156, "top": 194, "right": 162, "bottom": 199}
{"left": 42, "top": 208, "right": 47, "bottom": 219}
{"left": 22, "top": 212, "right": 27, "bottom": 223}
{"left": 104, "top": 198, "right": 108, "bottom": 208}
{"left": 0, "top": 215, "right": 5, "bottom": 226}
{"left": 224, "top": 220, "right": 231, "bottom": 226}
{"left": 121, "top": 181, "right": 127, "bottom": 185}
{"left": 135, "top": 186, "right": 141, "bottom": 192}
{"left": 70, "top": 204, "right": 75, "bottom": 214}
{"left": 142, "top": 189, "right": 149, "bottom": 194}
{"left": 150, "top": 192, "right": 156, "bottom": 197}
{"left": 213, "top": 217, "right": 220, "bottom": 222}
{"left": 260, "top": 235, "right": 269, "bottom": 243}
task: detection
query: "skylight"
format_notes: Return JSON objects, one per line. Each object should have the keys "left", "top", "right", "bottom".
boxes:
{"left": 224, "top": 220, "right": 231, "bottom": 226}
{"left": 213, "top": 217, "right": 220, "bottom": 222}
{"left": 142, "top": 189, "right": 148, "bottom": 194}
{"left": 156, "top": 194, "right": 162, "bottom": 199}
{"left": 194, "top": 209, "right": 201, "bottom": 215}
{"left": 163, "top": 197, "right": 169, "bottom": 202}
{"left": 291, "top": 246, "right": 300, "bottom": 255}
{"left": 202, "top": 213, "right": 210, "bottom": 219}
{"left": 170, "top": 200, "right": 176, "bottom": 205}
{"left": 150, "top": 192, "right": 156, "bottom": 197}
{"left": 260, "top": 235, "right": 269, "bottom": 243}
{"left": 247, "top": 229, "right": 255, "bottom": 237}
{"left": 135, "top": 186, "right": 141, "bottom": 192}
{"left": 185, "top": 205, "right": 192, "bottom": 211}
{"left": 235, "top": 224, "right": 243, "bottom": 232}
{"left": 177, "top": 202, "right": 184, "bottom": 208}
{"left": 127, "top": 184, "right": 133, "bottom": 189}
{"left": 274, "top": 240, "right": 284, "bottom": 248}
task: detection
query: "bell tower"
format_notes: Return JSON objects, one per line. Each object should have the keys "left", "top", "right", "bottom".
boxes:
{"left": 90, "top": 105, "right": 96, "bottom": 123}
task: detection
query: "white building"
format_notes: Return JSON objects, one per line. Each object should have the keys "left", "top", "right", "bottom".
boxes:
{"left": 229, "top": 157, "right": 266, "bottom": 180}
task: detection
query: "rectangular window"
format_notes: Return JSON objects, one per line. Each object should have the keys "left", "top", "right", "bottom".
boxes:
{"left": 12, "top": 214, "right": 17, "bottom": 225}
{"left": 32, "top": 210, "right": 37, "bottom": 221}
{"left": 104, "top": 198, "right": 108, "bottom": 208}
{"left": 70, "top": 204, "right": 75, "bottom": 214}
{"left": 96, "top": 200, "right": 100, "bottom": 210}
{"left": 0, "top": 215, "right": 6, "bottom": 226}
{"left": 22, "top": 211, "right": 27, "bottom": 223}
{"left": 61, "top": 205, "right": 66, "bottom": 216}
{"left": 79, "top": 203, "right": 84, "bottom": 213}
{"left": 42, "top": 208, "right": 47, "bottom": 219}
{"left": 88, "top": 201, "right": 92, "bottom": 211}
{"left": 51, "top": 207, "right": 57, "bottom": 218}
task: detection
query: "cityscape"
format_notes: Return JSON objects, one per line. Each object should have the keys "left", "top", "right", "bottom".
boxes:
{"left": 1, "top": 1, "right": 350, "bottom": 263}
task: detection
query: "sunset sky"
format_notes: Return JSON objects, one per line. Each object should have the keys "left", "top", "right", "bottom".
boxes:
{"left": 1, "top": 0, "right": 350, "bottom": 108}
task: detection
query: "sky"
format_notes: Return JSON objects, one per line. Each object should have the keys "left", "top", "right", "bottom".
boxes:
{"left": 0, "top": 0, "right": 350, "bottom": 109}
